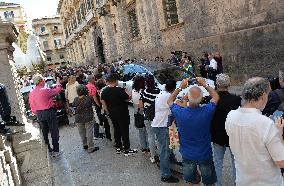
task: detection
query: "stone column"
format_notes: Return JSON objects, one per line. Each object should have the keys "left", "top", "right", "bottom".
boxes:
{"left": 0, "top": 21, "right": 52, "bottom": 185}
{"left": 0, "top": 22, "right": 26, "bottom": 124}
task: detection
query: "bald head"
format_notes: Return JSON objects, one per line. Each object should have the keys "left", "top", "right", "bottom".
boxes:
{"left": 188, "top": 86, "right": 203, "bottom": 106}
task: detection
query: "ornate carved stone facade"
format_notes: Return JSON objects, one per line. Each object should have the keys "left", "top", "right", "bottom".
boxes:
{"left": 32, "top": 16, "right": 67, "bottom": 68}
{"left": 58, "top": 0, "right": 284, "bottom": 83}
{"left": 58, "top": 0, "right": 106, "bottom": 65}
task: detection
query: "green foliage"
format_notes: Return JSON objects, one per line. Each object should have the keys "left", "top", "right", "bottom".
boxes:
{"left": 17, "top": 66, "right": 28, "bottom": 77}
{"left": 32, "top": 60, "right": 46, "bottom": 74}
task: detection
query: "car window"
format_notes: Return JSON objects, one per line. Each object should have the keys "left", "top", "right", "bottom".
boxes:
{"left": 154, "top": 67, "right": 190, "bottom": 84}
{"left": 119, "top": 65, "right": 148, "bottom": 81}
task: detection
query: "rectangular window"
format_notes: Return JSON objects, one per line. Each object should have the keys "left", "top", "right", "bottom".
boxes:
{"left": 54, "top": 39, "right": 62, "bottom": 48}
{"left": 87, "top": 0, "right": 93, "bottom": 10}
{"left": 65, "top": 28, "right": 69, "bottom": 38}
{"left": 128, "top": 9, "right": 140, "bottom": 38}
{"left": 43, "top": 41, "right": 49, "bottom": 50}
{"left": 164, "top": 0, "right": 179, "bottom": 26}
{"left": 47, "top": 57, "right": 52, "bottom": 61}
{"left": 40, "top": 26, "right": 46, "bottom": 32}
{"left": 81, "top": 3, "right": 86, "bottom": 19}
{"left": 60, "top": 54, "right": 65, "bottom": 59}
{"left": 76, "top": 10, "right": 81, "bottom": 24}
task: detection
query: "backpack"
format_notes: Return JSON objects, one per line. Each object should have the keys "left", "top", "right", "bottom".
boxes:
{"left": 275, "top": 89, "right": 284, "bottom": 111}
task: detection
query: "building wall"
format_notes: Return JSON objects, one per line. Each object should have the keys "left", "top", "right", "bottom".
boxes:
{"left": 32, "top": 17, "right": 67, "bottom": 67}
{"left": 58, "top": 0, "right": 102, "bottom": 65}
{"left": 98, "top": 0, "right": 284, "bottom": 84}
{"left": 0, "top": 4, "right": 27, "bottom": 31}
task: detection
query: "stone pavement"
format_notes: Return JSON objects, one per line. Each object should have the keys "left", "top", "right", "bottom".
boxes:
{"left": 51, "top": 106, "right": 235, "bottom": 186}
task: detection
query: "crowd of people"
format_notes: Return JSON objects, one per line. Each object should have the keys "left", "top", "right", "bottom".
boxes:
{"left": 6, "top": 52, "right": 282, "bottom": 186}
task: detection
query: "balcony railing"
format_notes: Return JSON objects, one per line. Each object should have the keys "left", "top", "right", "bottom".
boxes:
{"left": 65, "top": 9, "right": 96, "bottom": 45}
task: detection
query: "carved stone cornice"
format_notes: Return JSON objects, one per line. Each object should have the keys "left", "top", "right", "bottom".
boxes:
{"left": 0, "top": 21, "right": 18, "bottom": 60}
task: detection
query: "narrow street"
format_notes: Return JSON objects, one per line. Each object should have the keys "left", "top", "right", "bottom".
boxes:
{"left": 50, "top": 106, "right": 235, "bottom": 186}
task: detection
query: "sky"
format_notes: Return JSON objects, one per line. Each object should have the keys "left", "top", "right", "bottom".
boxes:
{"left": 2, "top": 0, "right": 60, "bottom": 26}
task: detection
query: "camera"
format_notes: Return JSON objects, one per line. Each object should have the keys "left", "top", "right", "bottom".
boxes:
{"left": 188, "top": 78, "right": 198, "bottom": 85}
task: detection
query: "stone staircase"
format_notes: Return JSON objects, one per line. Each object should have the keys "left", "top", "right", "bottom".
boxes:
{"left": 0, "top": 134, "right": 22, "bottom": 186}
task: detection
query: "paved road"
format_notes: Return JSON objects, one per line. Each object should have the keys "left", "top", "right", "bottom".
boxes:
{"left": 51, "top": 106, "right": 234, "bottom": 186}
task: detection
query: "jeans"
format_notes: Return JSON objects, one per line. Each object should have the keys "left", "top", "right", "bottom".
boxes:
{"left": 153, "top": 127, "right": 171, "bottom": 178}
{"left": 77, "top": 120, "right": 95, "bottom": 152}
{"left": 37, "top": 108, "right": 60, "bottom": 152}
{"left": 183, "top": 158, "right": 216, "bottom": 185}
{"left": 137, "top": 127, "right": 148, "bottom": 149}
{"left": 144, "top": 120, "right": 156, "bottom": 157}
{"left": 213, "top": 143, "right": 236, "bottom": 186}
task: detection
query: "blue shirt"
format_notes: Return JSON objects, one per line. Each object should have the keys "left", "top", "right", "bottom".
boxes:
{"left": 170, "top": 102, "right": 216, "bottom": 161}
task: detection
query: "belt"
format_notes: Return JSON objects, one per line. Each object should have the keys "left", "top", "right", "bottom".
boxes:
{"left": 37, "top": 107, "right": 55, "bottom": 112}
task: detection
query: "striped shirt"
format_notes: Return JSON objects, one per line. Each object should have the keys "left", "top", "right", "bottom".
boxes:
{"left": 140, "top": 87, "right": 160, "bottom": 108}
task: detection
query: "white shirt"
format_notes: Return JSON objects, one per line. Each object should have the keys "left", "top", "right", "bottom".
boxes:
{"left": 151, "top": 91, "right": 171, "bottom": 128}
{"left": 131, "top": 89, "right": 141, "bottom": 105}
{"left": 65, "top": 81, "right": 79, "bottom": 104}
{"left": 209, "top": 58, "right": 217, "bottom": 70}
{"left": 225, "top": 108, "right": 284, "bottom": 186}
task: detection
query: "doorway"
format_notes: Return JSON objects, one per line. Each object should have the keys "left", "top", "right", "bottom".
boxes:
{"left": 97, "top": 37, "right": 105, "bottom": 64}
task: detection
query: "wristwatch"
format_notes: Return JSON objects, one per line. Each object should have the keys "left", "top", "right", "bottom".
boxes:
{"left": 177, "top": 87, "right": 183, "bottom": 91}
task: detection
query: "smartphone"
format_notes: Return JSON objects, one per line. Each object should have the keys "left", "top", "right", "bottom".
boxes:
{"left": 273, "top": 110, "right": 284, "bottom": 117}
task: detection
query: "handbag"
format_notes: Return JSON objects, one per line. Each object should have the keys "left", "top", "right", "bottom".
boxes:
{"left": 134, "top": 113, "right": 145, "bottom": 128}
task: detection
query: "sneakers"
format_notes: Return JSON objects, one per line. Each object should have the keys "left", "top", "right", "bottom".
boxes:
{"left": 83, "top": 145, "right": 88, "bottom": 150}
{"left": 88, "top": 147, "right": 99, "bottom": 153}
{"left": 116, "top": 148, "right": 122, "bottom": 154}
{"left": 161, "top": 176, "right": 179, "bottom": 183}
{"left": 124, "top": 149, "right": 138, "bottom": 157}
{"left": 150, "top": 156, "right": 156, "bottom": 163}
{"left": 141, "top": 148, "right": 150, "bottom": 154}
{"left": 51, "top": 151, "right": 62, "bottom": 158}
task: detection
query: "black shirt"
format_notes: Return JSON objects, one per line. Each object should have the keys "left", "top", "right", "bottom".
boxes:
{"left": 101, "top": 86, "right": 129, "bottom": 117}
{"left": 263, "top": 88, "right": 284, "bottom": 116}
{"left": 211, "top": 91, "right": 241, "bottom": 146}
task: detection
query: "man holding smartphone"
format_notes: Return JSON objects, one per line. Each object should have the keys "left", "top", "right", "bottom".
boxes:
{"left": 167, "top": 77, "right": 220, "bottom": 186}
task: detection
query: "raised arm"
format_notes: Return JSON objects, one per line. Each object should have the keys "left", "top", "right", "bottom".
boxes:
{"left": 46, "top": 77, "right": 62, "bottom": 97}
{"left": 197, "top": 77, "right": 220, "bottom": 104}
{"left": 167, "top": 78, "right": 188, "bottom": 107}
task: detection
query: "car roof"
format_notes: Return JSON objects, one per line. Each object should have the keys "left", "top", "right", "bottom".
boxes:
{"left": 124, "top": 62, "right": 179, "bottom": 73}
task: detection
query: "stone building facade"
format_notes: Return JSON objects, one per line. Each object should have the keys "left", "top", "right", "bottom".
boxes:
{"left": 0, "top": 2, "right": 27, "bottom": 31}
{"left": 32, "top": 16, "right": 67, "bottom": 68}
{"left": 58, "top": 0, "right": 106, "bottom": 66}
{"left": 58, "top": 0, "right": 284, "bottom": 83}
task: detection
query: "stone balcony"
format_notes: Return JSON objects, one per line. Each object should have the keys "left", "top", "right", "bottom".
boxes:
{"left": 65, "top": 9, "right": 96, "bottom": 45}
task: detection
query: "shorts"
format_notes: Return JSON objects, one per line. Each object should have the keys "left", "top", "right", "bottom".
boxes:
{"left": 183, "top": 158, "right": 216, "bottom": 185}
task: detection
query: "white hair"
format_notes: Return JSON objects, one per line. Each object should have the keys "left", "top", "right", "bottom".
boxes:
{"left": 33, "top": 74, "right": 44, "bottom": 85}
{"left": 216, "top": 73, "right": 230, "bottom": 88}
{"left": 242, "top": 77, "right": 270, "bottom": 102}
{"left": 188, "top": 86, "right": 203, "bottom": 105}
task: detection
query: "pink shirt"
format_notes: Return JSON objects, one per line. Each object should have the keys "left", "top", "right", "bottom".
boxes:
{"left": 29, "top": 84, "right": 62, "bottom": 114}
{"left": 86, "top": 82, "right": 97, "bottom": 97}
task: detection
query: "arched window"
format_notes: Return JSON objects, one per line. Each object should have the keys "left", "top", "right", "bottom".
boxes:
{"left": 164, "top": 0, "right": 179, "bottom": 26}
